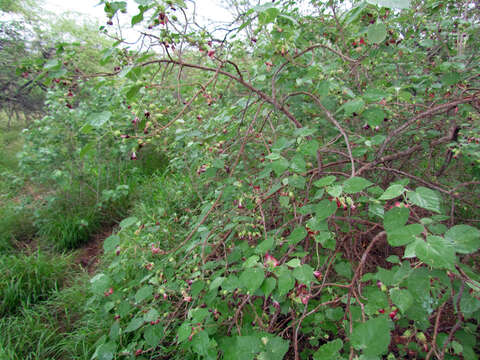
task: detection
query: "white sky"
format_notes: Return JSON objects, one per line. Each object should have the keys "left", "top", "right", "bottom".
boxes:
{"left": 39, "top": 0, "right": 235, "bottom": 46}
{"left": 42, "top": 0, "right": 234, "bottom": 25}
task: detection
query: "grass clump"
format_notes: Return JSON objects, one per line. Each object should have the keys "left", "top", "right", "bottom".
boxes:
{"left": 0, "top": 250, "right": 75, "bottom": 316}
{"left": 0, "top": 278, "right": 102, "bottom": 360}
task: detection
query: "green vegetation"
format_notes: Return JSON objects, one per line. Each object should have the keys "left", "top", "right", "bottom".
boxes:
{"left": 1, "top": 0, "right": 480, "bottom": 359}
{"left": 0, "top": 251, "right": 74, "bottom": 316}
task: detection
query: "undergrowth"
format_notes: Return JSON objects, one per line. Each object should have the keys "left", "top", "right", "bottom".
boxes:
{"left": 0, "top": 251, "right": 75, "bottom": 316}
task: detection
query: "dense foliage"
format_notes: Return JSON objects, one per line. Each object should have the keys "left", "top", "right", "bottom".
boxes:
{"left": 1, "top": 0, "right": 480, "bottom": 359}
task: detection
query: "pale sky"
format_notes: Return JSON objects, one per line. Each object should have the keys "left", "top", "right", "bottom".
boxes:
{"left": 39, "top": 0, "right": 235, "bottom": 46}
{"left": 42, "top": 0, "right": 234, "bottom": 25}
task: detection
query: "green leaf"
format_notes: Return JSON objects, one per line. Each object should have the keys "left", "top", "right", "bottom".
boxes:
{"left": 383, "top": 207, "right": 409, "bottom": 231}
{"left": 363, "top": 107, "right": 386, "bottom": 127}
{"left": 366, "top": 0, "right": 410, "bottom": 9}
{"left": 315, "top": 232, "right": 335, "bottom": 250}
{"left": 313, "top": 339, "right": 343, "bottom": 359}
{"left": 293, "top": 264, "right": 315, "bottom": 283}
{"left": 191, "top": 280, "right": 205, "bottom": 297}
{"left": 314, "top": 176, "right": 336, "bottom": 187}
{"left": 89, "top": 111, "right": 112, "bottom": 127}
{"left": 351, "top": 316, "right": 393, "bottom": 356}
{"left": 242, "top": 255, "right": 260, "bottom": 268}
{"left": 415, "top": 236, "right": 455, "bottom": 269}
{"left": 286, "top": 258, "right": 301, "bottom": 268}
{"left": 326, "top": 185, "right": 342, "bottom": 198}
{"left": 125, "top": 317, "right": 144, "bottom": 333}
{"left": 144, "top": 309, "right": 160, "bottom": 322}
{"left": 367, "top": 23, "right": 387, "bottom": 44}
{"left": 390, "top": 288, "right": 413, "bottom": 313}
{"left": 131, "top": 12, "right": 144, "bottom": 26}
{"left": 90, "top": 273, "right": 111, "bottom": 295}
{"left": 144, "top": 324, "right": 162, "bottom": 347}
{"left": 44, "top": 59, "right": 60, "bottom": 70}
{"left": 221, "top": 335, "right": 261, "bottom": 360}
{"left": 288, "top": 227, "right": 307, "bottom": 244}
{"left": 79, "top": 142, "right": 95, "bottom": 158}
{"left": 275, "top": 266, "right": 294, "bottom": 296}
{"left": 103, "top": 234, "right": 119, "bottom": 253}
{"left": 126, "top": 84, "right": 142, "bottom": 100}
{"left": 460, "top": 290, "right": 480, "bottom": 315}
{"left": 298, "top": 140, "right": 319, "bottom": 157}
{"left": 442, "top": 72, "right": 460, "bottom": 86}
{"left": 340, "top": 98, "right": 365, "bottom": 116}
{"left": 271, "top": 158, "right": 289, "bottom": 176}
{"left": 444, "top": 225, "right": 480, "bottom": 254}
{"left": 379, "top": 184, "right": 405, "bottom": 200}
{"left": 119, "top": 216, "right": 138, "bottom": 229}
{"left": 315, "top": 200, "right": 338, "bottom": 221}
{"left": 387, "top": 224, "right": 424, "bottom": 246}
{"left": 209, "top": 276, "right": 226, "bottom": 290}
{"left": 135, "top": 285, "right": 153, "bottom": 303}
{"left": 258, "top": 336, "right": 289, "bottom": 360}
{"left": 190, "top": 308, "right": 210, "bottom": 323}
{"left": 287, "top": 175, "right": 306, "bottom": 189}
{"left": 291, "top": 154, "right": 306, "bottom": 173}
{"left": 364, "top": 87, "right": 386, "bottom": 102}
{"left": 96, "top": 342, "right": 116, "bottom": 360}
{"left": 261, "top": 277, "right": 276, "bottom": 297}
{"left": 177, "top": 322, "right": 191, "bottom": 343}
{"left": 256, "top": 237, "right": 274, "bottom": 255}
{"left": 343, "top": 177, "right": 373, "bottom": 194}
{"left": 239, "top": 267, "right": 265, "bottom": 293}
{"left": 407, "top": 187, "right": 441, "bottom": 213}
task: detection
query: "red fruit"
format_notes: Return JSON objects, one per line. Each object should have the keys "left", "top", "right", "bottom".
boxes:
{"left": 207, "top": 50, "right": 215, "bottom": 58}
{"left": 104, "top": 287, "right": 114, "bottom": 296}
{"left": 135, "top": 349, "right": 143, "bottom": 356}
{"left": 66, "top": 103, "right": 72, "bottom": 109}
{"left": 300, "top": 295, "right": 310, "bottom": 305}
{"left": 335, "top": 198, "right": 342, "bottom": 208}
{"left": 107, "top": 20, "right": 113, "bottom": 26}
{"left": 389, "top": 309, "right": 398, "bottom": 320}
{"left": 359, "top": 37, "right": 365, "bottom": 45}
{"left": 264, "top": 253, "right": 279, "bottom": 268}
{"left": 379, "top": 309, "right": 385, "bottom": 314}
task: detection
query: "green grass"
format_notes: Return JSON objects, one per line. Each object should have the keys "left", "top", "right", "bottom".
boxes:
{"left": 0, "top": 277, "right": 102, "bottom": 360}
{"left": 0, "top": 251, "right": 75, "bottom": 316}
{"left": 37, "top": 208, "right": 102, "bottom": 250}
{"left": 0, "top": 202, "right": 37, "bottom": 252}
